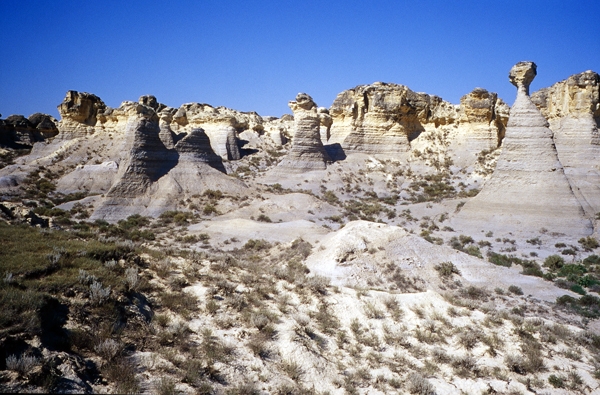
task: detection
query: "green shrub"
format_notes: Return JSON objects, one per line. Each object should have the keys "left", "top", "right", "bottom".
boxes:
{"left": 464, "top": 245, "right": 482, "bottom": 258}
{"left": 544, "top": 255, "right": 565, "bottom": 271}
{"left": 579, "top": 236, "right": 599, "bottom": 251}
{"left": 203, "top": 189, "right": 223, "bottom": 200}
{"left": 203, "top": 204, "right": 218, "bottom": 215}
{"left": 508, "top": 285, "right": 524, "bottom": 295}
{"left": 548, "top": 374, "right": 564, "bottom": 388}
{"left": 322, "top": 190, "right": 340, "bottom": 204}
{"left": 244, "top": 239, "right": 271, "bottom": 251}
{"left": 434, "top": 261, "right": 461, "bottom": 278}
{"left": 570, "top": 284, "right": 587, "bottom": 295}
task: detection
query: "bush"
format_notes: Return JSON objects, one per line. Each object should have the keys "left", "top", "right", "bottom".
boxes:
{"left": 579, "top": 236, "right": 599, "bottom": 251}
{"left": 508, "top": 285, "right": 524, "bottom": 295}
{"left": 257, "top": 214, "right": 272, "bottom": 223}
{"left": 570, "top": 284, "right": 587, "bottom": 295}
{"left": 548, "top": 374, "right": 565, "bottom": 388}
{"left": 6, "top": 354, "right": 39, "bottom": 377}
{"left": 407, "top": 372, "right": 436, "bottom": 395}
{"left": 243, "top": 239, "right": 271, "bottom": 251}
{"left": 202, "top": 204, "right": 218, "bottom": 215}
{"left": 203, "top": 189, "right": 223, "bottom": 200}
{"left": 434, "top": 261, "right": 460, "bottom": 278}
{"left": 322, "top": 190, "right": 340, "bottom": 204}
{"left": 544, "top": 255, "right": 565, "bottom": 271}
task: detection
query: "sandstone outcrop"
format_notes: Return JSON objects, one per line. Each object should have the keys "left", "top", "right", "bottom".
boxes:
{"left": 532, "top": 71, "right": 600, "bottom": 216}
{"left": 453, "top": 62, "right": 592, "bottom": 236}
{"left": 275, "top": 93, "right": 332, "bottom": 172}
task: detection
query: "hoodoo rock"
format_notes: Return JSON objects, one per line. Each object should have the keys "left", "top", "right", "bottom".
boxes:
{"left": 276, "top": 93, "right": 332, "bottom": 172}
{"left": 532, "top": 71, "right": 600, "bottom": 216}
{"left": 453, "top": 62, "right": 592, "bottom": 236}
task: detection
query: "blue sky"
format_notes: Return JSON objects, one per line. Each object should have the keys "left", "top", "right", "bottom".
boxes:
{"left": 1, "top": 0, "right": 599, "bottom": 119}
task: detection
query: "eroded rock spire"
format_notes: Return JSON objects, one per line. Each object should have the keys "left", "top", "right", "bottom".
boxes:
{"left": 452, "top": 62, "right": 592, "bottom": 236}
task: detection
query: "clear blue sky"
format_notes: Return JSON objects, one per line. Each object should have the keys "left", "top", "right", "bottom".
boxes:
{"left": 1, "top": 0, "right": 599, "bottom": 119}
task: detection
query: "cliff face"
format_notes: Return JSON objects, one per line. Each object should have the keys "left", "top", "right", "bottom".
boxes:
{"left": 532, "top": 71, "right": 600, "bottom": 216}
{"left": 328, "top": 82, "right": 508, "bottom": 166}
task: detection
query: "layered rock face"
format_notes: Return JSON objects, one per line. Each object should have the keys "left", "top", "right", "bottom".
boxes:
{"left": 329, "top": 83, "right": 426, "bottom": 155}
{"left": 276, "top": 93, "right": 332, "bottom": 172}
{"left": 57, "top": 91, "right": 107, "bottom": 136}
{"left": 0, "top": 113, "right": 59, "bottom": 147}
{"left": 172, "top": 103, "right": 267, "bottom": 160}
{"left": 532, "top": 71, "right": 600, "bottom": 215}
{"left": 55, "top": 92, "right": 266, "bottom": 160}
{"left": 328, "top": 82, "right": 508, "bottom": 161}
{"left": 453, "top": 62, "right": 592, "bottom": 236}
{"left": 107, "top": 117, "right": 176, "bottom": 198}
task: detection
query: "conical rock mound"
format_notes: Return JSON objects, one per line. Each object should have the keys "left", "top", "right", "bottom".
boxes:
{"left": 453, "top": 62, "right": 592, "bottom": 236}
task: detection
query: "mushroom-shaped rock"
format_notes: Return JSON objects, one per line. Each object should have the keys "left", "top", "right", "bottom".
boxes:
{"left": 452, "top": 62, "right": 592, "bottom": 236}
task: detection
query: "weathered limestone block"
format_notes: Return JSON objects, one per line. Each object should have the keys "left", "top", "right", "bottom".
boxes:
{"left": 329, "top": 83, "right": 425, "bottom": 155}
{"left": 328, "top": 82, "right": 510, "bottom": 163}
{"left": 276, "top": 93, "right": 332, "bottom": 172}
{"left": 453, "top": 62, "right": 592, "bottom": 236}
{"left": 57, "top": 90, "right": 107, "bottom": 136}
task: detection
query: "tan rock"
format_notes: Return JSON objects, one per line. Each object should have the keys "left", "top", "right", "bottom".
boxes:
{"left": 275, "top": 93, "right": 332, "bottom": 172}
{"left": 328, "top": 83, "right": 508, "bottom": 164}
{"left": 453, "top": 62, "right": 592, "bottom": 236}
{"left": 57, "top": 90, "right": 107, "bottom": 136}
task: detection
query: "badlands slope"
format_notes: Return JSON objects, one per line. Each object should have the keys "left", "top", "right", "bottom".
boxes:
{"left": 1, "top": 63, "right": 600, "bottom": 394}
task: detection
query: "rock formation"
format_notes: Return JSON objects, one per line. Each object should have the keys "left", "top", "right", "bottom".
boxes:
{"left": 107, "top": 117, "right": 177, "bottom": 198}
{"left": 0, "top": 113, "right": 58, "bottom": 147}
{"left": 171, "top": 103, "right": 265, "bottom": 160}
{"left": 57, "top": 91, "right": 107, "bottom": 136}
{"left": 275, "top": 93, "right": 332, "bottom": 172}
{"left": 328, "top": 82, "right": 508, "bottom": 164}
{"left": 532, "top": 71, "right": 600, "bottom": 216}
{"left": 453, "top": 62, "right": 592, "bottom": 236}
